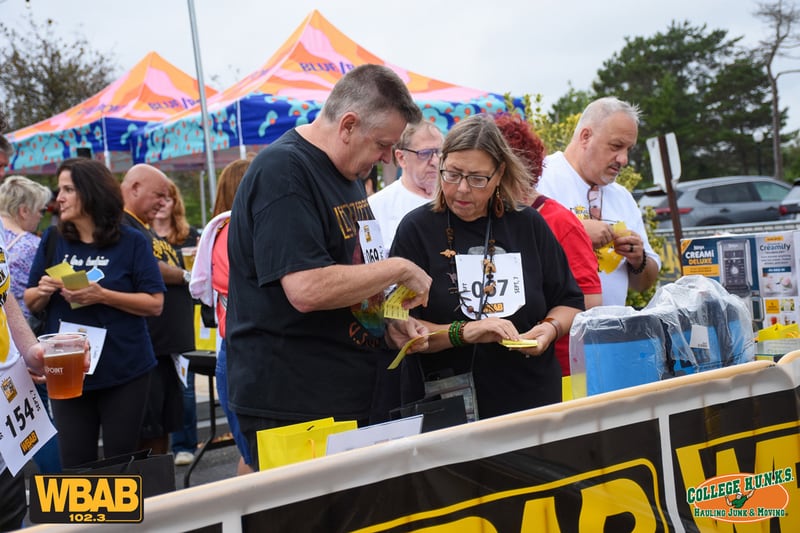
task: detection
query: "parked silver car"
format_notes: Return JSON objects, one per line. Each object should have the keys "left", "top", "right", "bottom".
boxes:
{"left": 779, "top": 178, "right": 800, "bottom": 220}
{"left": 638, "top": 176, "right": 790, "bottom": 228}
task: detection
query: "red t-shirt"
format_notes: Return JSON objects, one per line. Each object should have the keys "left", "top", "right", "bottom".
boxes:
{"left": 211, "top": 222, "right": 230, "bottom": 338}
{"left": 537, "top": 198, "right": 601, "bottom": 376}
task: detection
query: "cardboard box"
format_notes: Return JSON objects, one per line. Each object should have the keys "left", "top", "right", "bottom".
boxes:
{"left": 680, "top": 230, "right": 800, "bottom": 329}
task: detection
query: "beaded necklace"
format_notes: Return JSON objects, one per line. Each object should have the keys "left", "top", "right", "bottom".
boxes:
{"left": 442, "top": 209, "right": 496, "bottom": 320}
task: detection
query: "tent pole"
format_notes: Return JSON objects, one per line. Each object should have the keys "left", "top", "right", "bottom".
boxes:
{"left": 198, "top": 169, "right": 208, "bottom": 227}
{"left": 101, "top": 117, "right": 111, "bottom": 170}
{"left": 237, "top": 101, "right": 246, "bottom": 161}
{"left": 187, "top": 0, "right": 217, "bottom": 214}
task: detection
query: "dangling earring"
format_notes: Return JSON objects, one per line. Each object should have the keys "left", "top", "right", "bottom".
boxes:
{"left": 493, "top": 187, "right": 504, "bottom": 218}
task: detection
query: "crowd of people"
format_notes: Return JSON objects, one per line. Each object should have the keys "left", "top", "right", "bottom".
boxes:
{"left": 0, "top": 66, "right": 661, "bottom": 527}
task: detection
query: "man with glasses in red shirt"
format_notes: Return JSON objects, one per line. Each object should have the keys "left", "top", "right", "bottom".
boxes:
{"left": 369, "top": 122, "right": 444, "bottom": 250}
{"left": 538, "top": 96, "right": 660, "bottom": 306}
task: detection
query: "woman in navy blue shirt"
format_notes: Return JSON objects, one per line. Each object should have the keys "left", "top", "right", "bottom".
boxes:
{"left": 25, "top": 158, "right": 166, "bottom": 467}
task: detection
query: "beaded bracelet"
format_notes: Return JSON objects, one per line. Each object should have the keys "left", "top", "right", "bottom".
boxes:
{"left": 627, "top": 252, "right": 648, "bottom": 275}
{"left": 448, "top": 320, "right": 466, "bottom": 347}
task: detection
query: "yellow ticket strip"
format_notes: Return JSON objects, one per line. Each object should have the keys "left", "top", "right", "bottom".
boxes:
{"left": 388, "top": 334, "right": 539, "bottom": 370}
{"left": 387, "top": 329, "right": 447, "bottom": 370}
{"left": 383, "top": 285, "right": 417, "bottom": 320}
{"left": 500, "top": 339, "right": 539, "bottom": 349}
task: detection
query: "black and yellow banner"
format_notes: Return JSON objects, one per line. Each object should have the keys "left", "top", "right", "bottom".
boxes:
{"left": 29, "top": 475, "right": 142, "bottom": 524}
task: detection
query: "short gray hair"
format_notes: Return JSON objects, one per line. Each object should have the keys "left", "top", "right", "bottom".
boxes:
{"left": 321, "top": 64, "right": 422, "bottom": 131}
{"left": 573, "top": 96, "right": 641, "bottom": 139}
{"left": 393, "top": 121, "right": 442, "bottom": 165}
{"left": 0, "top": 175, "right": 52, "bottom": 220}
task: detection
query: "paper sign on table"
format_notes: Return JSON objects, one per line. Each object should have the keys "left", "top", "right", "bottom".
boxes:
{"left": 326, "top": 415, "right": 423, "bottom": 456}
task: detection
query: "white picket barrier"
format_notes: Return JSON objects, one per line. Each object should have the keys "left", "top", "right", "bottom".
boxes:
{"left": 25, "top": 357, "right": 800, "bottom": 532}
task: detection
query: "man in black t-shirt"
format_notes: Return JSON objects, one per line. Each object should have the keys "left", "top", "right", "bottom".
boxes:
{"left": 121, "top": 164, "right": 194, "bottom": 456}
{"left": 227, "top": 65, "right": 432, "bottom": 470}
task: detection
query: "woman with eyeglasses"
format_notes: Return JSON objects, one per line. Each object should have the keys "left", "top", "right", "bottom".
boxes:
{"left": 390, "top": 114, "right": 584, "bottom": 419}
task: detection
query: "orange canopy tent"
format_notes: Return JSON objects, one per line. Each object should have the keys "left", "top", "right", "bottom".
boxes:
{"left": 7, "top": 52, "right": 217, "bottom": 174}
{"left": 135, "top": 10, "right": 515, "bottom": 168}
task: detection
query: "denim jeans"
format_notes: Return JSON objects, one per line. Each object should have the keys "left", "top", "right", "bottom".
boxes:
{"left": 170, "top": 371, "right": 198, "bottom": 454}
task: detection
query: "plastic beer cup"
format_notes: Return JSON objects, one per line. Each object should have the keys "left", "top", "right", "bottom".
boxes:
{"left": 39, "top": 333, "right": 86, "bottom": 399}
{"left": 182, "top": 247, "right": 197, "bottom": 271}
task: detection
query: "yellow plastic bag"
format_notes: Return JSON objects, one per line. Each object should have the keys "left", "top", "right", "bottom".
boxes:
{"left": 757, "top": 322, "right": 799, "bottom": 341}
{"left": 597, "top": 221, "right": 630, "bottom": 274}
{"left": 193, "top": 304, "right": 217, "bottom": 351}
{"left": 256, "top": 417, "right": 358, "bottom": 470}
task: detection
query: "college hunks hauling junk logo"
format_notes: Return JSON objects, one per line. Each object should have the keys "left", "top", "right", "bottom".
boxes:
{"left": 687, "top": 468, "right": 793, "bottom": 522}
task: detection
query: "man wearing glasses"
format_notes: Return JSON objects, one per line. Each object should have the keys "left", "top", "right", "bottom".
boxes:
{"left": 368, "top": 122, "right": 444, "bottom": 250}
{"left": 537, "top": 96, "right": 660, "bottom": 306}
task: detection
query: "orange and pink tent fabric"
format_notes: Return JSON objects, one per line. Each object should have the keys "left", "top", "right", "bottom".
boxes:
{"left": 135, "top": 10, "right": 515, "bottom": 167}
{"left": 7, "top": 52, "right": 217, "bottom": 173}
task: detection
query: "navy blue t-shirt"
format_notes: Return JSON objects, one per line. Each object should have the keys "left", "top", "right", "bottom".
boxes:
{"left": 27, "top": 226, "right": 165, "bottom": 390}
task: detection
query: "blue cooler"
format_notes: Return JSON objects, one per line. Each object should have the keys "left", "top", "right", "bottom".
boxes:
{"left": 580, "top": 312, "right": 668, "bottom": 395}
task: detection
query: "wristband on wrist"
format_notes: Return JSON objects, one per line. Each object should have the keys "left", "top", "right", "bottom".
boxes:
{"left": 538, "top": 317, "right": 562, "bottom": 339}
{"left": 628, "top": 252, "right": 647, "bottom": 274}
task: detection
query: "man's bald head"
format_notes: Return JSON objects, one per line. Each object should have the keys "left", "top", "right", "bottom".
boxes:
{"left": 121, "top": 164, "right": 170, "bottom": 223}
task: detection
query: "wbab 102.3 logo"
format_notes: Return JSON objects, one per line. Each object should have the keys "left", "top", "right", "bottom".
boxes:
{"left": 687, "top": 468, "right": 793, "bottom": 523}
{"left": 28, "top": 475, "right": 142, "bottom": 524}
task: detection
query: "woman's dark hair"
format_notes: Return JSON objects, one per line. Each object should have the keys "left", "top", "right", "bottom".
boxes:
{"left": 56, "top": 158, "right": 123, "bottom": 247}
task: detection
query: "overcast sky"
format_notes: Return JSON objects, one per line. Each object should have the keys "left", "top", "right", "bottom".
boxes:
{"left": 5, "top": 0, "right": 800, "bottom": 135}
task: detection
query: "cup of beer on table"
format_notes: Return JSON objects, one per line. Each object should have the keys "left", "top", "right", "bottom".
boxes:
{"left": 39, "top": 332, "right": 87, "bottom": 399}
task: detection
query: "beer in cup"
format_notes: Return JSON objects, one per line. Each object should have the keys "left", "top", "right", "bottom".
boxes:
{"left": 39, "top": 332, "right": 86, "bottom": 399}
{"left": 182, "top": 247, "right": 197, "bottom": 271}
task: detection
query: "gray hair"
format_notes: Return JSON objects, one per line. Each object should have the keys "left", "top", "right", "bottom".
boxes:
{"left": 573, "top": 96, "right": 641, "bottom": 140}
{"left": 393, "top": 121, "right": 442, "bottom": 165}
{"left": 321, "top": 64, "right": 422, "bottom": 131}
{"left": 0, "top": 175, "right": 52, "bottom": 221}
{"left": 432, "top": 114, "right": 533, "bottom": 213}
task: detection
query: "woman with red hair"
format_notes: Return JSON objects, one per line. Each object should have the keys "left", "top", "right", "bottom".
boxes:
{"left": 494, "top": 113, "right": 601, "bottom": 385}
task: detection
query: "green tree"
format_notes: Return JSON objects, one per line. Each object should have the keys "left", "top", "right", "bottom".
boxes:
{"left": 548, "top": 83, "right": 593, "bottom": 124}
{"left": 754, "top": 0, "right": 800, "bottom": 179}
{"left": 0, "top": 14, "right": 117, "bottom": 130}
{"left": 592, "top": 21, "right": 775, "bottom": 184}
{"left": 704, "top": 54, "right": 779, "bottom": 176}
